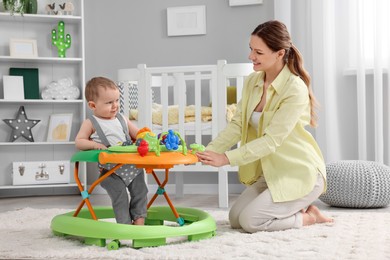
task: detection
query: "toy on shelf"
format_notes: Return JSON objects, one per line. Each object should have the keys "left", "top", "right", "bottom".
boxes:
{"left": 51, "top": 21, "right": 71, "bottom": 58}
{"left": 46, "top": 3, "right": 55, "bottom": 14}
{"left": 59, "top": 2, "right": 74, "bottom": 15}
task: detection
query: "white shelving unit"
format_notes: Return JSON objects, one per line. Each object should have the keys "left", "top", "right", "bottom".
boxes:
{"left": 0, "top": 1, "right": 86, "bottom": 196}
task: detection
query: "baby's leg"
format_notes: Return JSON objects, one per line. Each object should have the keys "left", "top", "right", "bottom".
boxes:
{"left": 128, "top": 171, "right": 148, "bottom": 225}
{"left": 101, "top": 173, "right": 131, "bottom": 224}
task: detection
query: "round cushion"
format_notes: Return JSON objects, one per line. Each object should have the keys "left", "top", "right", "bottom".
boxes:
{"left": 319, "top": 160, "right": 390, "bottom": 208}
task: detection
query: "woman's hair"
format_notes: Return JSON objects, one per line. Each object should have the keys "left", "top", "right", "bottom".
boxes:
{"left": 252, "top": 20, "right": 319, "bottom": 127}
{"left": 85, "top": 77, "right": 117, "bottom": 102}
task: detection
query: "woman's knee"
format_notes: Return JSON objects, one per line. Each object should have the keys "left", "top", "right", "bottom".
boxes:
{"left": 238, "top": 210, "right": 270, "bottom": 233}
{"left": 238, "top": 213, "right": 255, "bottom": 233}
{"left": 228, "top": 209, "right": 241, "bottom": 229}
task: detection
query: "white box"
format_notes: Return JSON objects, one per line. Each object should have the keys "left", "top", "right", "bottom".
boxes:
{"left": 3, "top": 75, "right": 24, "bottom": 100}
{"left": 12, "top": 160, "right": 70, "bottom": 185}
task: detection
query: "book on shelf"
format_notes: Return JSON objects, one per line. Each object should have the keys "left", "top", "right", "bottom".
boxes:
{"left": 9, "top": 67, "right": 40, "bottom": 99}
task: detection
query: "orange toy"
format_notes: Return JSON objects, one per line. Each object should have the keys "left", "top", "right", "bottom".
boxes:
{"left": 136, "top": 126, "right": 153, "bottom": 139}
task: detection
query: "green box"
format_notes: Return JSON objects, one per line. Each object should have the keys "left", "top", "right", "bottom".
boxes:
{"left": 9, "top": 68, "right": 40, "bottom": 99}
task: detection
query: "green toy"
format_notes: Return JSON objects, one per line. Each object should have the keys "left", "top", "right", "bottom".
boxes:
{"left": 51, "top": 21, "right": 71, "bottom": 58}
{"left": 142, "top": 132, "right": 159, "bottom": 151}
{"left": 51, "top": 206, "right": 216, "bottom": 249}
{"left": 190, "top": 143, "right": 206, "bottom": 154}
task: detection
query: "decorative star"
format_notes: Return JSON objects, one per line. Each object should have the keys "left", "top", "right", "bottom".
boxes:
{"left": 2, "top": 106, "right": 40, "bottom": 142}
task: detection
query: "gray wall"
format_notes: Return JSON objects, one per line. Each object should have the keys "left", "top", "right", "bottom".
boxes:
{"left": 83, "top": 0, "right": 274, "bottom": 188}
{"left": 84, "top": 0, "right": 274, "bottom": 80}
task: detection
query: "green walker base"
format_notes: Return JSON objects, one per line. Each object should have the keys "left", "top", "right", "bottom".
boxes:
{"left": 51, "top": 206, "right": 216, "bottom": 250}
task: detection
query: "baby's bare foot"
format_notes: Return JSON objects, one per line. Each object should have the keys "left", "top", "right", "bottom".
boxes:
{"left": 306, "top": 205, "right": 333, "bottom": 223}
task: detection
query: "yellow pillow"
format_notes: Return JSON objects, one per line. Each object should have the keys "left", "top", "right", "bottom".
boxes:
{"left": 209, "top": 86, "right": 237, "bottom": 106}
{"left": 226, "top": 86, "right": 237, "bottom": 105}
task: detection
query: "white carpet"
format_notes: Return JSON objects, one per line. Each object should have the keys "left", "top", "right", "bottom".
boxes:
{"left": 0, "top": 207, "right": 389, "bottom": 260}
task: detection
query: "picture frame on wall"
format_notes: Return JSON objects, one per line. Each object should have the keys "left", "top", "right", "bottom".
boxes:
{"left": 229, "top": 0, "right": 263, "bottom": 6}
{"left": 9, "top": 38, "right": 38, "bottom": 58}
{"left": 47, "top": 113, "right": 73, "bottom": 142}
{"left": 167, "top": 5, "right": 206, "bottom": 36}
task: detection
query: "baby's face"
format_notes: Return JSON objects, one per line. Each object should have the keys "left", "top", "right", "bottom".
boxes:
{"left": 92, "top": 87, "right": 120, "bottom": 120}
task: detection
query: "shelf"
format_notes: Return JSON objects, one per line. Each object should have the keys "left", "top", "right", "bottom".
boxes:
{"left": 0, "top": 183, "right": 79, "bottom": 189}
{"left": 0, "top": 141, "right": 76, "bottom": 146}
{"left": 0, "top": 0, "right": 85, "bottom": 197}
{"left": 0, "top": 12, "right": 82, "bottom": 23}
{"left": 0, "top": 56, "right": 83, "bottom": 64}
{"left": 0, "top": 99, "right": 83, "bottom": 104}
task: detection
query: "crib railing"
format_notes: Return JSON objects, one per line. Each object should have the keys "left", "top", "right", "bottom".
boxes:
{"left": 117, "top": 60, "right": 254, "bottom": 208}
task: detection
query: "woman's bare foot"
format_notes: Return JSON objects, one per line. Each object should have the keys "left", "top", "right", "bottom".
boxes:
{"left": 302, "top": 209, "right": 316, "bottom": 226}
{"left": 133, "top": 217, "right": 145, "bottom": 225}
{"left": 303, "top": 205, "right": 333, "bottom": 225}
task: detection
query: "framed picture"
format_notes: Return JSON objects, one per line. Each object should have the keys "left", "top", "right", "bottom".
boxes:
{"left": 2, "top": 75, "right": 24, "bottom": 100}
{"left": 47, "top": 113, "right": 73, "bottom": 142}
{"left": 9, "top": 38, "right": 38, "bottom": 58}
{"left": 167, "top": 5, "right": 206, "bottom": 36}
{"left": 229, "top": 0, "right": 263, "bottom": 6}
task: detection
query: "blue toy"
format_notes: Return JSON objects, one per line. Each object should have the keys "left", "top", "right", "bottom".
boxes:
{"left": 164, "top": 129, "right": 180, "bottom": 150}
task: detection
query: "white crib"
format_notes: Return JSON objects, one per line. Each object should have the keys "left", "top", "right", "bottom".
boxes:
{"left": 117, "top": 60, "right": 253, "bottom": 208}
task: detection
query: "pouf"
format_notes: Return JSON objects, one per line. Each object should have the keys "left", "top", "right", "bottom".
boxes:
{"left": 319, "top": 160, "right": 390, "bottom": 208}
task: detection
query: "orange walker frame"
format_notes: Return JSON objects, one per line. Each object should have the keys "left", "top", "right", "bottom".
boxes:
{"left": 72, "top": 150, "right": 199, "bottom": 225}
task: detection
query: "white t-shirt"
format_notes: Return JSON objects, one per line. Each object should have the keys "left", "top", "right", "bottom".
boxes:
{"left": 90, "top": 114, "right": 126, "bottom": 146}
{"left": 250, "top": 111, "right": 262, "bottom": 129}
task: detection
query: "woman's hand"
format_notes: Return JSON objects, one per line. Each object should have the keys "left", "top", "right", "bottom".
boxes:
{"left": 196, "top": 150, "right": 230, "bottom": 167}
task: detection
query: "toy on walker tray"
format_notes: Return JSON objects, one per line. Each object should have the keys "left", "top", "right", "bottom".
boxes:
{"left": 109, "top": 128, "right": 205, "bottom": 156}
{"left": 51, "top": 128, "right": 212, "bottom": 250}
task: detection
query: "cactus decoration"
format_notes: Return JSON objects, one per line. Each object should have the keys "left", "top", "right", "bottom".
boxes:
{"left": 51, "top": 21, "right": 71, "bottom": 58}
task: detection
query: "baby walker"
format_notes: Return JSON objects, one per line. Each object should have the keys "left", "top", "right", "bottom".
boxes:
{"left": 50, "top": 130, "right": 216, "bottom": 249}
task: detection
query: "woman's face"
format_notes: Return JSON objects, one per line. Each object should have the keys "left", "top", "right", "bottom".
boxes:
{"left": 248, "top": 35, "right": 284, "bottom": 72}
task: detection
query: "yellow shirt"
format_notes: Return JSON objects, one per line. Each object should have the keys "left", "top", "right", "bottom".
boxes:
{"left": 206, "top": 65, "right": 326, "bottom": 202}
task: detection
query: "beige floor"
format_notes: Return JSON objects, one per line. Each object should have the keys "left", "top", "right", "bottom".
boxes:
{"left": 0, "top": 192, "right": 343, "bottom": 214}
{"left": 0, "top": 194, "right": 240, "bottom": 213}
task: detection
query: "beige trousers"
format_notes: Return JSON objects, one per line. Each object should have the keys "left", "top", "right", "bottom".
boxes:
{"left": 229, "top": 173, "right": 324, "bottom": 233}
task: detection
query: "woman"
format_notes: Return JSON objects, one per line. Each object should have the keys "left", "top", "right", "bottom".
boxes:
{"left": 196, "top": 20, "right": 333, "bottom": 232}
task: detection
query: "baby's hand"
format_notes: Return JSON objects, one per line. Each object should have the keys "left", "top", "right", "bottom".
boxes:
{"left": 94, "top": 143, "right": 107, "bottom": 150}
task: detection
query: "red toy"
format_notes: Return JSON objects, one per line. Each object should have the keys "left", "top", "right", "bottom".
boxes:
{"left": 137, "top": 139, "right": 149, "bottom": 156}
